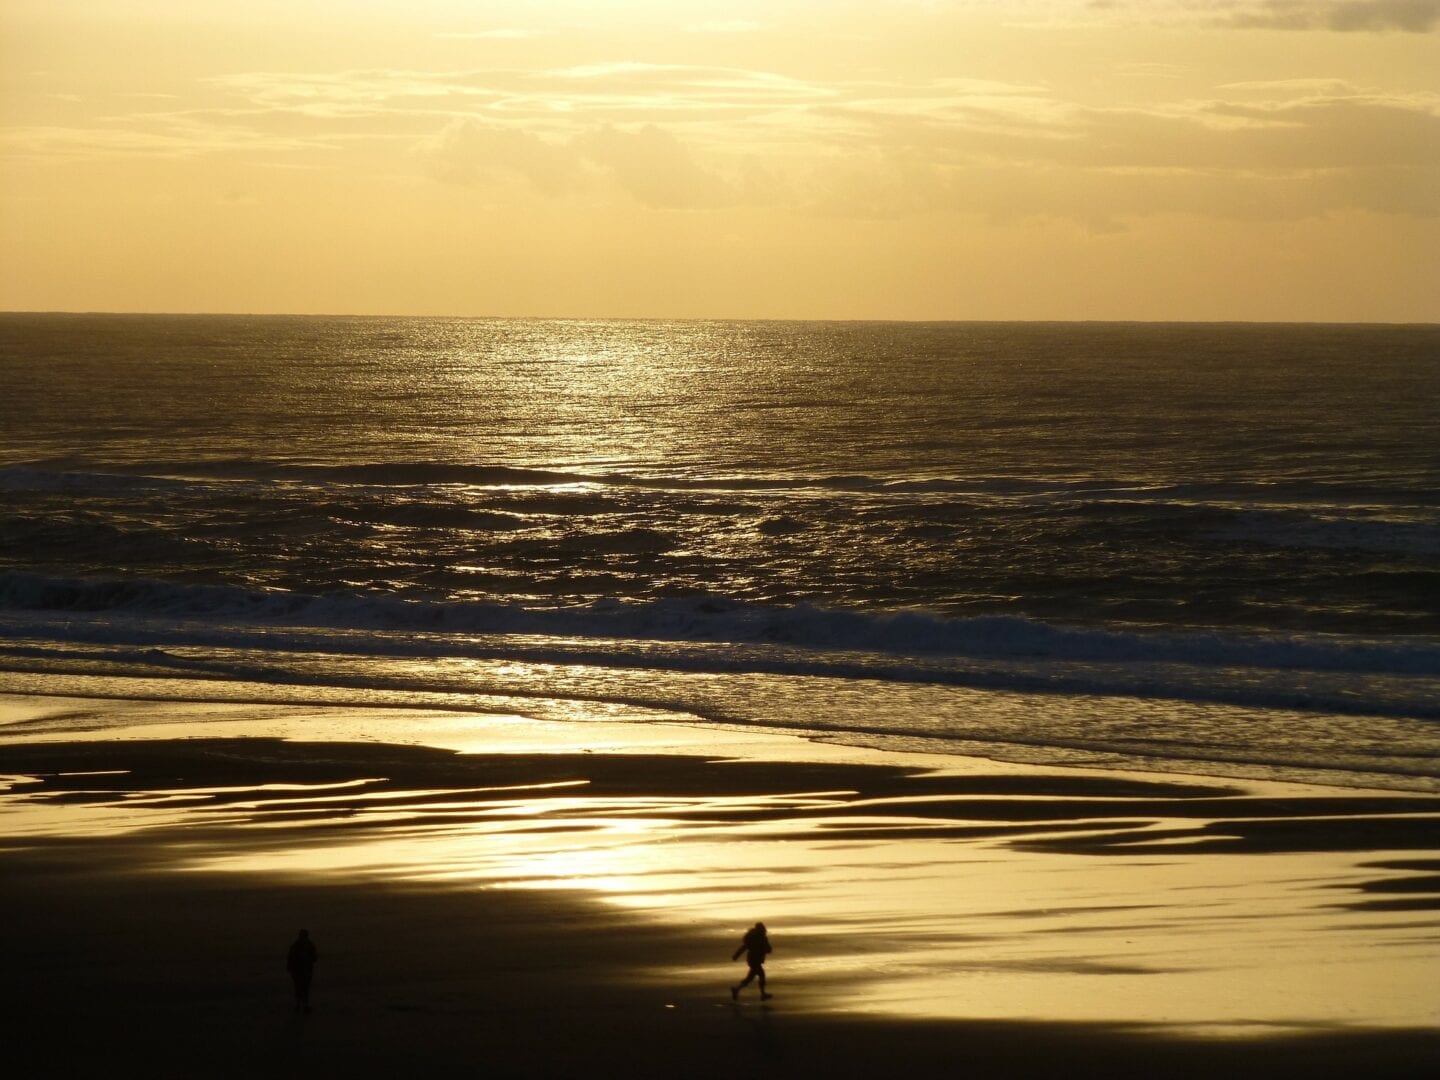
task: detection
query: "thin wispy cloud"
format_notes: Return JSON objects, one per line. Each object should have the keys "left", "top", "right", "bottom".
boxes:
{"left": 1113, "top": 63, "right": 1188, "bottom": 79}
{"left": 436, "top": 29, "right": 539, "bottom": 41}
{"left": 1212, "top": 0, "right": 1440, "bottom": 32}
{"left": 1086, "top": 0, "right": 1440, "bottom": 32}
{"left": 686, "top": 20, "right": 764, "bottom": 34}
{"left": 1219, "top": 77, "right": 1364, "bottom": 93}
{"left": 0, "top": 121, "right": 330, "bottom": 159}
{"left": 12, "top": 54, "right": 1437, "bottom": 228}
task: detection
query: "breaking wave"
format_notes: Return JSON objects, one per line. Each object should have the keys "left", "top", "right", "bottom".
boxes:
{"left": 3, "top": 569, "right": 1437, "bottom": 680}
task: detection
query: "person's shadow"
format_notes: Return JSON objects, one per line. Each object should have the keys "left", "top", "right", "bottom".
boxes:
{"left": 285, "top": 929, "right": 318, "bottom": 1015}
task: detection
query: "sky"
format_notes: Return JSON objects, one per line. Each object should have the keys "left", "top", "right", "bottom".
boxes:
{"left": 2, "top": 0, "right": 1438, "bottom": 321}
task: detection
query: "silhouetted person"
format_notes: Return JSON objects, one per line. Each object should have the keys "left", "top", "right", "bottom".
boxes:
{"left": 730, "top": 921, "right": 772, "bottom": 1001}
{"left": 286, "top": 929, "right": 318, "bottom": 1012}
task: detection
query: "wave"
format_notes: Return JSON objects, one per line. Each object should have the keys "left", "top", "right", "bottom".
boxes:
{"left": 0, "top": 465, "right": 201, "bottom": 495}
{"left": 2, "top": 460, "right": 589, "bottom": 490}
{"left": 10, "top": 458, "right": 1436, "bottom": 508}
{"left": 1215, "top": 509, "right": 1440, "bottom": 557}
{"left": 7, "top": 627, "right": 1439, "bottom": 727}
{"left": 3, "top": 569, "right": 1438, "bottom": 679}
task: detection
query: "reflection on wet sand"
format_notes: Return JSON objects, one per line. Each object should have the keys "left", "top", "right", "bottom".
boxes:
{"left": 4, "top": 708, "right": 1439, "bottom": 1034}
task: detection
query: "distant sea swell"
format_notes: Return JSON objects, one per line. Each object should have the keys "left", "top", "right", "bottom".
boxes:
{"left": 4, "top": 458, "right": 1437, "bottom": 635}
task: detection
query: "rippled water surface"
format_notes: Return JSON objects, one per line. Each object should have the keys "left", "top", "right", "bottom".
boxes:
{"left": 2, "top": 314, "right": 1438, "bottom": 788}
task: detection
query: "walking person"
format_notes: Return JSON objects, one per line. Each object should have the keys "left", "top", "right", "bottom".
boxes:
{"left": 286, "top": 928, "right": 319, "bottom": 1012}
{"left": 730, "top": 921, "right": 772, "bottom": 1001}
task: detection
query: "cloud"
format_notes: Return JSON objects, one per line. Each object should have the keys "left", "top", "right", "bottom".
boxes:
{"left": 200, "top": 64, "right": 835, "bottom": 131}
{"left": 1113, "top": 62, "right": 1188, "bottom": 79}
{"left": 581, "top": 124, "right": 735, "bottom": 208}
{"left": 686, "top": 20, "right": 763, "bottom": 34}
{"left": 1073, "top": 95, "right": 1440, "bottom": 172}
{"left": 436, "top": 29, "right": 538, "bottom": 41}
{"left": 415, "top": 118, "right": 737, "bottom": 210}
{"left": 830, "top": 82, "right": 1068, "bottom": 136}
{"left": 1079, "top": 0, "right": 1440, "bottom": 31}
{"left": 0, "top": 120, "right": 330, "bottom": 160}
{"left": 542, "top": 62, "right": 833, "bottom": 105}
{"left": 208, "top": 70, "right": 504, "bottom": 119}
{"left": 1217, "top": 0, "right": 1440, "bottom": 31}
{"left": 411, "top": 76, "right": 1440, "bottom": 225}
{"left": 413, "top": 118, "right": 580, "bottom": 193}
{"left": 801, "top": 80, "right": 1440, "bottom": 224}
{"left": 937, "top": 160, "right": 1440, "bottom": 228}
{"left": 1218, "top": 78, "right": 1361, "bottom": 93}
{"left": 22, "top": 58, "right": 1434, "bottom": 228}
{"left": 1092, "top": 0, "right": 1440, "bottom": 31}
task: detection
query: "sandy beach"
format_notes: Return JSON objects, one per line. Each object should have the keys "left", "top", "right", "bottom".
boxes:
{"left": 2, "top": 693, "right": 1437, "bottom": 1077}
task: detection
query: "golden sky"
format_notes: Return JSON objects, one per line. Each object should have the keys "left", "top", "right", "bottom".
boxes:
{"left": 2, "top": 1, "right": 1437, "bottom": 320}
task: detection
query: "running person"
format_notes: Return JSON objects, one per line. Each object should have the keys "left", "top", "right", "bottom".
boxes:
{"left": 730, "top": 921, "right": 772, "bottom": 1001}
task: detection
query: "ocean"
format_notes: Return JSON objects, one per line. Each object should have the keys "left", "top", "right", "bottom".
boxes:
{"left": 2, "top": 313, "right": 1438, "bottom": 790}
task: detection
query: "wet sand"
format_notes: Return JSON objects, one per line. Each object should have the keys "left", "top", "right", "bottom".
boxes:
{"left": 2, "top": 695, "right": 1438, "bottom": 1077}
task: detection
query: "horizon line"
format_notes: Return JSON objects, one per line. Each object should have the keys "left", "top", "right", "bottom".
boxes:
{"left": 4, "top": 309, "right": 1438, "bottom": 328}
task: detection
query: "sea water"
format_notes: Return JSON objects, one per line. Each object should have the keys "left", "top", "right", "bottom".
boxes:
{"left": 2, "top": 314, "right": 1437, "bottom": 789}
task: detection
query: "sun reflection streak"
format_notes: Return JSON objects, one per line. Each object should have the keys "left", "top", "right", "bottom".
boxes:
{"left": 4, "top": 702, "right": 1438, "bottom": 1031}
